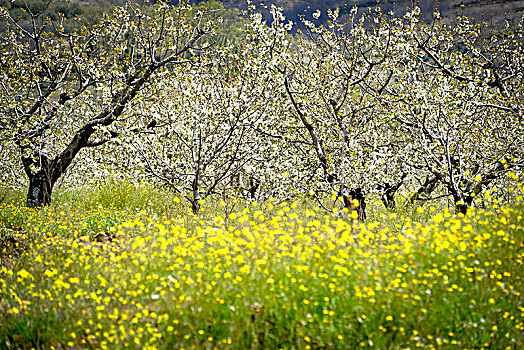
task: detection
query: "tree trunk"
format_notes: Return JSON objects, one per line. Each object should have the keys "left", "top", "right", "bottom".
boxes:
{"left": 248, "top": 176, "right": 260, "bottom": 200}
{"left": 381, "top": 187, "right": 396, "bottom": 209}
{"left": 379, "top": 174, "right": 406, "bottom": 210}
{"left": 26, "top": 170, "right": 54, "bottom": 208}
{"left": 191, "top": 172, "right": 201, "bottom": 215}
{"left": 22, "top": 149, "right": 76, "bottom": 208}
{"left": 408, "top": 175, "right": 440, "bottom": 208}
{"left": 379, "top": 182, "right": 398, "bottom": 210}
{"left": 191, "top": 200, "right": 200, "bottom": 215}
{"left": 342, "top": 188, "right": 366, "bottom": 221}
{"left": 452, "top": 192, "right": 468, "bottom": 215}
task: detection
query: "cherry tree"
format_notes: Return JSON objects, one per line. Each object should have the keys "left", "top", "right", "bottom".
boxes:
{"left": 252, "top": 5, "right": 523, "bottom": 216}
{"left": 123, "top": 41, "right": 280, "bottom": 214}
{"left": 381, "top": 11, "right": 524, "bottom": 213}
{"left": 256, "top": 6, "right": 409, "bottom": 219}
{"left": 0, "top": 0, "right": 212, "bottom": 207}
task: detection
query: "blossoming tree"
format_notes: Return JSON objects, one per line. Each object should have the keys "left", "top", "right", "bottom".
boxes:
{"left": 0, "top": 0, "right": 212, "bottom": 207}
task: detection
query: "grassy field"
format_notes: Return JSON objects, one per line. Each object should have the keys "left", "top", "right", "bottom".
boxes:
{"left": 0, "top": 182, "right": 523, "bottom": 349}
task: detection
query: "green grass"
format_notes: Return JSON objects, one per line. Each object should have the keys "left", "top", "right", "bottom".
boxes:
{"left": 0, "top": 182, "right": 523, "bottom": 349}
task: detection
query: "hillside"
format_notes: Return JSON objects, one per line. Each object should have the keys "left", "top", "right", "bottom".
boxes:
{"left": 2, "top": 1, "right": 522, "bottom": 30}
{"left": 0, "top": 0, "right": 125, "bottom": 30}
{"left": 193, "top": 0, "right": 524, "bottom": 28}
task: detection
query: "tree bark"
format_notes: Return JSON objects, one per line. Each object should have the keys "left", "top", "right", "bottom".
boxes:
{"left": 408, "top": 175, "right": 440, "bottom": 208}
{"left": 379, "top": 174, "right": 407, "bottom": 210}
{"left": 26, "top": 169, "right": 53, "bottom": 208}
{"left": 248, "top": 176, "right": 260, "bottom": 200}
{"left": 342, "top": 187, "right": 366, "bottom": 221}
{"left": 191, "top": 200, "right": 200, "bottom": 215}
{"left": 22, "top": 139, "right": 82, "bottom": 208}
{"left": 380, "top": 183, "right": 396, "bottom": 210}
{"left": 190, "top": 172, "right": 201, "bottom": 215}
{"left": 452, "top": 192, "right": 468, "bottom": 215}
{"left": 448, "top": 160, "right": 507, "bottom": 215}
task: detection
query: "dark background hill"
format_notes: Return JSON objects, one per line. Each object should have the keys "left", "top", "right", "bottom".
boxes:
{"left": 1, "top": 1, "right": 522, "bottom": 33}
{"left": 189, "top": 0, "right": 524, "bottom": 28}
{"left": 0, "top": 0, "right": 126, "bottom": 29}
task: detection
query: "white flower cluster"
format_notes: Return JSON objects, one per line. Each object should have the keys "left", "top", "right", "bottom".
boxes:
{"left": 0, "top": 2, "right": 522, "bottom": 213}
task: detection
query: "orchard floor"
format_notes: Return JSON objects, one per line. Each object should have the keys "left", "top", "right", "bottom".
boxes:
{"left": 0, "top": 185, "right": 523, "bottom": 349}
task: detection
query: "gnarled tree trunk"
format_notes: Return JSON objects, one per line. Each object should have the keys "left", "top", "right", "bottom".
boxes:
{"left": 407, "top": 175, "right": 440, "bottom": 209}
{"left": 26, "top": 168, "right": 54, "bottom": 208}
{"left": 23, "top": 151, "right": 75, "bottom": 208}
{"left": 341, "top": 187, "right": 366, "bottom": 221}
{"left": 378, "top": 174, "right": 407, "bottom": 210}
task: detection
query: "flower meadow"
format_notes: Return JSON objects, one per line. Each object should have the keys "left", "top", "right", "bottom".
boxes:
{"left": 1, "top": 189, "right": 523, "bottom": 349}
